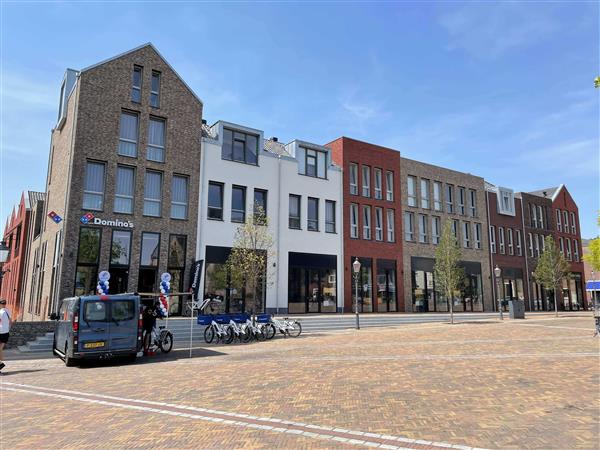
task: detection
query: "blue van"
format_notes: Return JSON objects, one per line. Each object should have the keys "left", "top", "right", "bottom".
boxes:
{"left": 52, "top": 294, "right": 141, "bottom": 366}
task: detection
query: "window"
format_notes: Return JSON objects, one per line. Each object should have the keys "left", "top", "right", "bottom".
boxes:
{"left": 432, "top": 216, "right": 441, "bottom": 244}
{"left": 462, "top": 222, "right": 470, "bottom": 248}
{"left": 74, "top": 227, "right": 101, "bottom": 296}
{"left": 289, "top": 195, "right": 301, "bottom": 229}
{"left": 375, "top": 207, "right": 383, "bottom": 241}
{"left": 308, "top": 197, "right": 319, "bottom": 231}
{"left": 490, "top": 226, "right": 496, "bottom": 253}
{"left": 113, "top": 166, "right": 135, "bottom": 214}
{"left": 386, "top": 209, "right": 395, "bottom": 242}
{"left": 143, "top": 171, "right": 162, "bottom": 216}
{"left": 326, "top": 200, "right": 336, "bottom": 233}
{"left": 207, "top": 181, "right": 224, "bottom": 220}
{"left": 304, "top": 148, "right": 327, "bottom": 179}
{"left": 498, "top": 189, "right": 515, "bottom": 215}
{"left": 573, "top": 239, "right": 579, "bottom": 261}
{"left": 147, "top": 118, "right": 166, "bottom": 162}
{"left": 563, "top": 211, "right": 569, "bottom": 233}
{"left": 469, "top": 190, "right": 476, "bottom": 217}
{"left": 131, "top": 66, "right": 142, "bottom": 103}
{"left": 541, "top": 234, "right": 545, "bottom": 252}
{"left": 516, "top": 230, "right": 522, "bottom": 256}
{"left": 498, "top": 227, "right": 505, "bottom": 254}
{"left": 537, "top": 205, "right": 544, "bottom": 229}
{"left": 350, "top": 204, "right": 359, "bottom": 238}
{"left": 253, "top": 189, "right": 268, "bottom": 224}
{"left": 57, "top": 81, "right": 66, "bottom": 122}
{"left": 171, "top": 175, "right": 189, "bottom": 219}
{"left": 474, "top": 223, "right": 482, "bottom": 249}
{"left": 112, "top": 300, "right": 135, "bottom": 322}
{"left": 407, "top": 176, "right": 416, "bottom": 206}
{"left": 559, "top": 236, "right": 564, "bottom": 255}
{"left": 570, "top": 212, "right": 576, "bottom": 234}
{"left": 507, "top": 228, "right": 514, "bottom": 255}
{"left": 83, "top": 161, "right": 105, "bottom": 211}
{"left": 362, "top": 166, "right": 371, "bottom": 197}
{"left": 418, "top": 214, "right": 427, "bottom": 243}
{"left": 566, "top": 239, "right": 572, "bottom": 260}
{"left": 140, "top": 232, "right": 160, "bottom": 266}
{"left": 374, "top": 168, "right": 383, "bottom": 199}
{"left": 458, "top": 187, "right": 466, "bottom": 215}
{"left": 150, "top": 71, "right": 161, "bottom": 107}
{"left": 530, "top": 204, "right": 538, "bottom": 228}
{"left": 167, "top": 235, "right": 187, "bottom": 296}
{"left": 386, "top": 171, "right": 394, "bottom": 201}
{"left": 535, "top": 234, "right": 541, "bottom": 257}
{"left": 110, "top": 230, "right": 131, "bottom": 266}
{"left": 433, "top": 182, "right": 442, "bottom": 211}
{"left": 231, "top": 185, "right": 246, "bottom": 223}
{"left": 446, "top": 184, "right": 454, "bottom": 213}
{"left": 452, "top": 220, "right": 459, "bottom": 240}
{"left": 363, "top": 206, "right": 371, "bottom": 239}
{"left": 84, "top": 302, "right": 107, "bottom": 322}
{"left": 556, "top": 209, "right": 562, "bottom": 231}
{"left": 349, "top": 163, "right": 358, "bottom": 195}
{"left": 118, "top": 111, "right": 138, "bottom": 157}
{"left": 222, "top": 128, "right": 258, "bottom": 165}
{"left": 420, "top": 179, "right": 430, "bottom": 209}
{"left": 404, "top": 212, "right": 414, "bottom": 241}
{"left": 528, "top": 233, "right": 534, "bottom": 257}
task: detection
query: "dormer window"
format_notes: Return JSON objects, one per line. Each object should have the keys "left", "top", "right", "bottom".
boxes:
{"left": 222, "top": 128, "right": 258, "bottom": 165}
{"left": 303, "top": 148, "right": 327, "bottom": 179}
{"left": 497, "top": 188, "right": 515, "bottom": 216}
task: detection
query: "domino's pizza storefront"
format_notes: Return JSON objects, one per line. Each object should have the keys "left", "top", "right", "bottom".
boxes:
{"left": 73, "top": 213, "right": 191, "bottom": 316}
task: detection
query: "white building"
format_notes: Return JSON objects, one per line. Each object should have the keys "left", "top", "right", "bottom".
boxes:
{"left": 197, "top": 121, "right": 343, "bottom": 314}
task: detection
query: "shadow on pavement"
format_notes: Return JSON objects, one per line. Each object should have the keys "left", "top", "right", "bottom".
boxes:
{"left": 0, "top": 369, "right": 47, "bottom": 376}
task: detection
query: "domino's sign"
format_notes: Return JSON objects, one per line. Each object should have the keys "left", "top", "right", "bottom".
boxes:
{"left": 80, "top": 213, "right": 134, "bottom": 228}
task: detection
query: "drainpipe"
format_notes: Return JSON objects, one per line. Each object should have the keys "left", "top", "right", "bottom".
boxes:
{"left": 485, "top": 190, "right": 496, "bottom": 312}
{"left": 338, "top": 164, "right": 344, "bottom": 314}
{"left": 197, "top": 138, "right": 208, "bottom": 296}
{"left": 275, "top": 153, "right": 282, "bottom": 314}
{"left": 520, "top": 198, "right": 531, "bottom": 311}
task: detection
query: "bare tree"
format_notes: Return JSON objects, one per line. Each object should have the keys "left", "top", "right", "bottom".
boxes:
{"left": 226, "top": 206, "right": 276, "bottom": 314}
{"left": 533, "top": 235, "right": 571, "bottom": 317}
{"left": 434, "top": 220, "right": 464, "bottom": 324}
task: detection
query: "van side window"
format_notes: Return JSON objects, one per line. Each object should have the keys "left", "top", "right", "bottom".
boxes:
{"left": 112, "top": 301, "right": 135, "bottom": 321}
{"left": 84, "top": 302, "right": 108, "bottom": 321}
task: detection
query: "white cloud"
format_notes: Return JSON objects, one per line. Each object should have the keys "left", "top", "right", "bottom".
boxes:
{"left": 439, "top": 3, "right": 559, "bottom": 59}
{"left": 1, "top": 73, "right": 57, "bottom": 110}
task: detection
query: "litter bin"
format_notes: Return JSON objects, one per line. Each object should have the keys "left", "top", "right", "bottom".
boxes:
{"left": 508, "top": 300, "right": 525, "bottom": 319}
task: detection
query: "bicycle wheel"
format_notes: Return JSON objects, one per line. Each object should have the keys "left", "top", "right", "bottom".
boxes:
{"left": 224, "top": 326, "right": 235, "bottom": 344}
{"left": 255, "top": 327, "right": 267, "bottom": 342}
{"left": 288, "top": 321, "right": 302, "bottom": 338}
{"left": 241, "top": 328, "right": 252, "bottom": 343}
{"left": 159, "top": 331, "right": 173, "bottom": 353}
{"left": 264, "top": 323, "right": 276, "bottom": 340}
{"left": 204, "top": 325, "right": 215, "bottom": 344}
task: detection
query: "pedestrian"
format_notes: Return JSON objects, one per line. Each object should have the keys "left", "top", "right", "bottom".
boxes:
{"left": 0, "top": 299, "right": 12, "bottom": 374}
{"left": 142, "top": 299, "right": 158, "bottom": 356}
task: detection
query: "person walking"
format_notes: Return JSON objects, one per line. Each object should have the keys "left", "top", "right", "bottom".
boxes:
{"left": 0, "top": 299, "right": 12, "bottom": 374}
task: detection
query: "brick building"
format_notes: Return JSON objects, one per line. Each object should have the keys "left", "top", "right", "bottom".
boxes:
{"left": 530, "top": 185, "right": 585, "bottom": 310}
{"left": 400, "top": 158, "right": 492, "bottom": 312}
{"left": 485, "top": 184, "right": 530, "bottom": 311}
{"left": 21, "top": 44, "right": 203, "bottom": 319}
{"left": 1, "top": 192, "right": 42, "bottom": 319}
{"left": 329, "top": 137, "right": 403, "bottom": 313}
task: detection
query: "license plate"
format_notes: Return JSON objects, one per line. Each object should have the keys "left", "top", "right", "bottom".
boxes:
{"left": 84, "top": 341, "right": 105, "bottom": 349}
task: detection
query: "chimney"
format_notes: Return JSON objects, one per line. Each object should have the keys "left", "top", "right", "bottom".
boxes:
{"left": 271, "top": 137, "right": 278, "bottom": 142}
{"left": 543, "top": 191, "right": 547, "bottom": 197}
{"left": 201, "top": 119, "right": 207, "bottom": 125}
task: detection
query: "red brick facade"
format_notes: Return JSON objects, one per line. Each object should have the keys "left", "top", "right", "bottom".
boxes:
{"left": 1, "top": 193, "right": 32, "bottom": 319}
{"left": 328, "top": 137, "right": 404, "bottom": 312}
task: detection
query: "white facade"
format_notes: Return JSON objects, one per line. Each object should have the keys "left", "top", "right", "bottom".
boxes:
{"left": 197, "top": 121, "right": 343, "bottom": 314}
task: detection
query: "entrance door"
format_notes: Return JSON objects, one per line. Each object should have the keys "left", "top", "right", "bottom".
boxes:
{"left": 307, "top": 269, "right": 321, "bottom": 313}
{"left": 110, "top": 267, "right": 129, "bottom": 294}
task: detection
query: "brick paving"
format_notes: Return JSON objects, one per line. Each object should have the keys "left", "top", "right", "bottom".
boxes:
{"left": 1, "top": 313, "right": 598, "bottom": 449}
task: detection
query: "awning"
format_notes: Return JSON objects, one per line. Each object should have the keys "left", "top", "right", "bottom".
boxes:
{"left": 585, "top": 281, "right": 600, "bottom": 291}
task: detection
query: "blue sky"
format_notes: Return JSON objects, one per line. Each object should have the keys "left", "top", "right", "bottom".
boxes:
{"left": 1, "top": 2, "right": 598, "bottom": 237}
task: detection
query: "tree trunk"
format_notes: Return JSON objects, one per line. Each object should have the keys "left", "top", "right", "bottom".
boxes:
{"left": 449, "top": 290, "right": 454, "bottom": 324}
{"left": 554, "top": 287, "right": 558, "bottom": 317}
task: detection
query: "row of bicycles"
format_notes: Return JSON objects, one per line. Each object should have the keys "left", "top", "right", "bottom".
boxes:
{"left": 198, "top": 313, "right": 302, "bottom": 344}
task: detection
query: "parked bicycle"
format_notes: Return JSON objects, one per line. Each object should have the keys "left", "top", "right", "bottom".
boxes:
{"left": 226, "top": 319, "right": 249, "bottom": 343}
{"left": 204, "top": 318, "right": 230, "bottom": 344}
{"left": 241, "top": 318, "right": 267, "bottom": 342}
{"left": 149, "top": 325, "right": 174, "bottom": 353}
{"left": 266, "top": 317, "right": 302, "bottom": 339}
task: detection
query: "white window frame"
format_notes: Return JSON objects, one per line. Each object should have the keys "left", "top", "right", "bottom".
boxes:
{"left": 132, "top": 65, "right": 142, "bottom": 103}
{"left": 516, "top": 229, "right": 522, "bottom": 256}
{"left": 114, "top": 165, "right": 135, "bottom": 214}
{"left": 556, "top": 209, "right": 562, "bottom": 232}
{"left": 83, "top": 161, "right": 106, "bottom": 211}
{"left": 528, "top": 233, "right": 534, "bottom": 257}
{"left": 433, "top": 182, "right": 442, "bottom": 211}
{"left": 452, "top": 220, "right": 459, "bottom": 240}
{"left": 420, "top": 179, "right": 430, "bottom": 209}
{"left": 363, "top": 205, "right": 371, "bottom": 239}
{"left": 407, "top": 176, "right": 416, "bottom": 206}
{"left": 469, "top": 189, "right": 476, "bottom": 217}
{"left": 446, "top": 184, "right": 454, "bottom": 213}
{"left": 147, "top": 117, "right": 166, "bottom": 162}
{"left": 563, "top": 211, "right": 569, "bottom": 233}
{"left": 118, "top": 111, "right": 139, "bottom": 157}
{"left": 573, "top": 239, "right": 579, "bottom": 261}
{"left": 432, "top": 216, "right": 441, "bottom": 245}
{"left": 566, "top": 238, "right": 572, "bottom": 260}
{"left": 535, "top": 234, "right": 541, "bottom": 257}
{"left": 507, "top": 228, "right": 514, "bottom": 255}
{"left": 458, "top": 187, "right": 466, "bottom": 215}
{"left": 143, "top": 170, "right": 163, "bottom": 217}
{"left": 490, "top": 226, "right": 496, "bottom": 254}
{"left": 349, "top": 163, "right": 358, "bottom": 195}
{"left": 537, "top": 205, "right": 544, "bottom": 229}
{"left": 170, "top": 175, "right": 189, "bottom": 220}
{"left": 386, "top": 171, "right": 394, "bottom": 201}
{"left": 474, "top": 223, "right": 482, "bottom": 249}
{"left": 570, "top": 212, "right": 576, "bottom": 234}
{"left": 531, "top": 205, "right": 538, "bottom": 228}
{"left": 362, "top": 166, "right": 371, "bottom": 198}
{"left": 386, "top": 209, "right": 395, "bottom": 242}
{"left": 150, "top": 71, "right": 161, "bottom": 107}
{"left": 350, "top": 204, "right": 359, "bottom": 239}
{"left": 498, "top": 226, "right": 505, "bottom": 254}
{"left": 374, "top": 168, "right": 383, "bottom": 200}
{"left": 418, "top": 214, "right": 427, "bottom": 243}
{"left": 404, "top": 212, "right": 414, "bottom": 242}
{"left": 462, "top": 221, "right": 470, "bottom": 248}
{"left": 375, "top": 207, "right": 383, "bottom": 241}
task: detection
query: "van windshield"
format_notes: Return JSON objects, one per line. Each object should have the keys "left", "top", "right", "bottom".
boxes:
{"left": 84, "top": 301, "right": 108, "bottom": 322}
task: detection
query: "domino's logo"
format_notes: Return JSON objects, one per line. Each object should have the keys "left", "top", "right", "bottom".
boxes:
{"left": 80, "top": 212, "right": 95, "bottom": 224}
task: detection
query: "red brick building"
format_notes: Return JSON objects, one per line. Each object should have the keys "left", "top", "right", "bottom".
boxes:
{"left": 1, "top": 192, "right": 41, "bottom": 319}
{"left": 485, "top": 184, "right": 530, "bottom": 311}
{"left": 328, "top": 137, "right": 403, "bottom": 312}
{"left": 532, "top": 185, "right": 586, "bottom": 310}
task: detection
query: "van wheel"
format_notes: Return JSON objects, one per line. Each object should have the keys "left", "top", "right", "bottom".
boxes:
{"left": 64, "top": 343, "right": 77, "bottom": 367}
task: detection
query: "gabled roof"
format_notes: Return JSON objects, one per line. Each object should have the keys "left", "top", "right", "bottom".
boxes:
{"left": 528, "top": 184, "right": 564, "bottom": 201}
{"left": 27, "top": 191, "right": 45, "bottom": 207}
{"left": 80, "top": 43, "right": 203, "bottom": 106}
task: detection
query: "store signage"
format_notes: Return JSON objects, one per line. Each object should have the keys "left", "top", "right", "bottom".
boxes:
{"left": 47, "top": 211, "right": 63, "bottom": 223}
{"left": 189, "top": 260, "right": 204, "bottom": 300}
{"left": 80, "top": 213, "right": 134, "bottom": 228}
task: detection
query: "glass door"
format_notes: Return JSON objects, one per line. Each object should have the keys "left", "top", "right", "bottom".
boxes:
{"left": 308, "top": 269, "right": 321, "bottom": 313}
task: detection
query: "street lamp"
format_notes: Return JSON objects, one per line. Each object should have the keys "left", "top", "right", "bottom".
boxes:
{"left": 352, "top": 258, "right": 361, "bottom": 330}
{"left": 494, "top": 265, "right": 503, "bottom": 320}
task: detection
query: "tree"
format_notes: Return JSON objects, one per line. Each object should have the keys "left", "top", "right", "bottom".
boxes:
{"left": 434, "top": 220, "right": 464, "bottom": 324}
{"left": 226, "top": 206, "right": 276, "bottom": 314}
{"left": 595, "top": 76, "right": 600, "bottom": 88}
{"left": 583, "top": 214, "right": 600, "bottom": 271}
{"left": 533, "top": 235, "right": 571, "bottom": 317}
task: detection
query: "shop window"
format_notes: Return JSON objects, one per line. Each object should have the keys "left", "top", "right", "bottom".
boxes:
{"left": 138, "top": 233, "right": 160, "bottom": 293}
{"left": 167, "top": 235, "right": 186, "bottom": 314}
{"left": 74, "top": 227, "right": 101, "bottom": 296}
{"left": 109, "top": 230, "right": 131, "bottom": 294}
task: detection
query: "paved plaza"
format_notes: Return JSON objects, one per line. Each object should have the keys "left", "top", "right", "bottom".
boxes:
{"left": 1, "top": 313, "right": 599, "bottom": 449}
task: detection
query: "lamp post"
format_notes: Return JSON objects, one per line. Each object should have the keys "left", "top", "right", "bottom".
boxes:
{"left": 494, "top": 265, "right": 503, "bottom": 320}
{"left": 352, "top": 258, "right": 361, "bottom": 330}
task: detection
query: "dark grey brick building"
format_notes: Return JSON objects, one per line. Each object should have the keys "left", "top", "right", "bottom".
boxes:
{"left": 21, "top": 44, "right": 202, "bottom": 319}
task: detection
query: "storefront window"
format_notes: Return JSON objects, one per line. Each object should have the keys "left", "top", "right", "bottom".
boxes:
{"left": 167, "top": 235, "right": 186, "bottom": 315}
{"left": 354, "top": 258, "right": 373, "bottom": 313}
{"left": 109, "top": 230, "right": 131, "bottom": 294}
{"left": 75, "top": 227, "right": 101, "bottom": 296}
{"left": 376, "top": 260, "right": 397, "bottom": 312}
{"left": 288, "top": 253, "right": 337, "bottom": 314}
{"left": 138, "top": 233, "right": 160, "bottom": 293}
